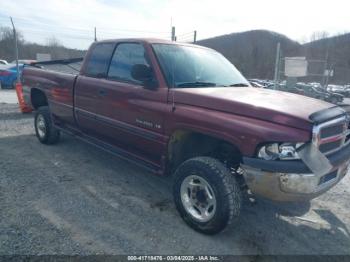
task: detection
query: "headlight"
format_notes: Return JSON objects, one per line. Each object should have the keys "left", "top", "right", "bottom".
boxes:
{"left": 258, "top": 143, "right": 303, "bottom": 160}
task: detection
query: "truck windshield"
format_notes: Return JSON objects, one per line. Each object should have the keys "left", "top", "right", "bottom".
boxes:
{"left": 152, "top": 43, "right": 249, "bottom": 88}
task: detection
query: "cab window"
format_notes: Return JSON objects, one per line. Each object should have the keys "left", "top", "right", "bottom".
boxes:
{"left": 85, "top": 43, "right": 115, "bottom": 78}
{"left": 108, "top": 43, "right": 150, "bottom": 84}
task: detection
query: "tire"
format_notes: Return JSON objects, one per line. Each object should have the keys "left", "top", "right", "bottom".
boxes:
{"left": 34, "top": 106, "right": 60, "bottom": 144}
{"left": 173, "top": 156, "right": 241, "bottom": 234}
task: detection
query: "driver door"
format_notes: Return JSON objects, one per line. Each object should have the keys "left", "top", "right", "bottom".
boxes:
{"left": 91, "top": 42, "right": 167, "bottom": 164}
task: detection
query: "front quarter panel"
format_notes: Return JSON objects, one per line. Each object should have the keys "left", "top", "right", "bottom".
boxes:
{"left": 165, "top": 104, "right": 311, "bottom": 157}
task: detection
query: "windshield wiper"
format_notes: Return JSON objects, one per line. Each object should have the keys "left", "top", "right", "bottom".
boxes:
{"left": 176, "top": 81, "right": 217, "bottom": 87}
{"left": 226, "top": 83, "right": 250, "bottom": 87}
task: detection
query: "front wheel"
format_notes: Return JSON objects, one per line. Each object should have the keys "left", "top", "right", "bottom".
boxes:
{"left": 173, "top": 157, "right": 241, "bottom": 235}
{"left": 34, "top": 106, "right": 60, "bottom": 144}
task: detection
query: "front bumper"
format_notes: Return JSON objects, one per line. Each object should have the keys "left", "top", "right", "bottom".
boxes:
{"left": 242, "top": 141, "right": 350, "bottom": 201}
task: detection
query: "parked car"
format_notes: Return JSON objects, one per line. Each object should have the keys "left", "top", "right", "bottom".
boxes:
{"left": 0, "top": 64, "right": 24, "bottom": 89}
{"left": 313, "top": 85, "right": 344, "bottom": 104}
{"left": 274, "top": 83, "right": 305, "bottom": 95}
{"left": 22, "top": 39, "right": 350, "bottom": 234}
{"left": 10, "top": 59, "right": 37, "bottom": 65}
{"left": 0, "top": 59, "right": 8, "bottom": 65}
{"left": 249, "top": 79, "right": 274, "bottom": 88}
{"left": 309, "top": 82, "right": 321, "bottom": 87}
{"left": 328, "top": 84, "right": 350, "bottom": 98}
{"left": 249, "top": 80, "right": 264, "bottom": 88}
{"left": 297, "top": 83, "right": 343, "bottom": 104}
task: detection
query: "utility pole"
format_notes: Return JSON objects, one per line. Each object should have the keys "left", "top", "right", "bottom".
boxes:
{"left": 171, "top": 26, "right": 176, "bottom": 41}
{"left": 322, "top": 43, "right": 330, "bottom": 89}
{"left": 10, "top": 17, "right": 19, "bottom": 84}
{"left": 94, "top": 27, "right": 97, "bottom": 42}
{"left": 273, "top": 42, "right": 281, "bottom": 90}
{"left": 193, "top": 30, "right": 197, "bottom": 43}
{"left": 325, "top": 62, "right": 335, "bottom": 88}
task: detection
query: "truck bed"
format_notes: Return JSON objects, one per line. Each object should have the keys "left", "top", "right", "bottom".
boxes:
{"left": 22, "top": 58, "right": 84, "bottom": 128}
{"left": 30, "top": 57, "right": 84, "bottom": 75}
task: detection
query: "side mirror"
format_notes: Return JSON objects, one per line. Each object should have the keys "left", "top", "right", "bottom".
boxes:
{"left": 131, "top": 64, "right": 157, "bottom": 90}
{"left": 131, "top": 64, "right": 151, "bottom": 80}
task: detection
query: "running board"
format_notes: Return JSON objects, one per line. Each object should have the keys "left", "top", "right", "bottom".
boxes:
{"left": 54, "top": 125, "right": 162, "bottom": 174}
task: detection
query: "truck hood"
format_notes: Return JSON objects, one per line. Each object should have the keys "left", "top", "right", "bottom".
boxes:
{"left": 173, "top": 87, "right": 333, "bottom": 130}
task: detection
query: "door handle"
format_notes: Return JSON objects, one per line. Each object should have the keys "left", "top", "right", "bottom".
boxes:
{"left": 98, "top": 89, "right": 107, "bottom": 97}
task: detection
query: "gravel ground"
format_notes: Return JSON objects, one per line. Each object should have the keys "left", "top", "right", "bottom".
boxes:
{"left": 0, "top": 90, "right": 19, "bottom": 104}
{"left": 0, "top": 99, "right": 350, "bottom": 256}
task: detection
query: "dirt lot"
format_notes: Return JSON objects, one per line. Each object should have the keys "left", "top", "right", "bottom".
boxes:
{"left": 1, "top": 92, "right": 350, "bottom": 256}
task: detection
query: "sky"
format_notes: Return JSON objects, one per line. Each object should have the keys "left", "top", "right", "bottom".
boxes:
{"left": 0, "top": 0, "right": 349, "bottom": 49}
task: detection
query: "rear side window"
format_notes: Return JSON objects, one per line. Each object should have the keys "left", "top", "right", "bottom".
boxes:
{"left": 107, "top": 43, "right": 149, "bottom": 84}
{"left": 85, "top": 43, "right": 115, "bottom": 78}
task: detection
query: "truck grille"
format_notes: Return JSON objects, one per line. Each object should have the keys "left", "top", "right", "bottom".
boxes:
{"left": 313, "top": 116, "right": 348, "bottom": 155}
{"left": 320, "top": 124, "right": 344, "bottom": 138}
{"left": 319, "top": 140, "right": 342, "bottom": 153}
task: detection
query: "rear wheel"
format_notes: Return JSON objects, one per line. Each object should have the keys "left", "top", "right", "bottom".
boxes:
{"left": 34, "top": 106, "right": 60, "bottom": 144}
{"left": 173, "top": 156, "right": 241, "bottom": 234}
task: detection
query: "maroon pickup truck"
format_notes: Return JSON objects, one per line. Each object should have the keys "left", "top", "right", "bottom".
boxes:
{"left": 22, "top": 39, "right": 350, "bottom": 234}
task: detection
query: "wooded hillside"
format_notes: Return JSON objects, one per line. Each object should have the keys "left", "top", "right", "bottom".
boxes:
{"left": 1, "top": 26, "right": 349, "bottom": 84}
{"left": 0, "top": 27, "right": 85, "bottom": 62}
{"left": 198, "top": 30, "right": 350, "bottom": 84}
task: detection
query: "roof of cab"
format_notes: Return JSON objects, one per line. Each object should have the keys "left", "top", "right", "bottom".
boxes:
{"left": 96, "top": 38, "right": 211, "bottom": 50}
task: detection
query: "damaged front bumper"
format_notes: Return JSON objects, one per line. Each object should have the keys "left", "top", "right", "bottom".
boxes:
{"left": 242, "top": 141, "right": 350, "bottom": 201}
